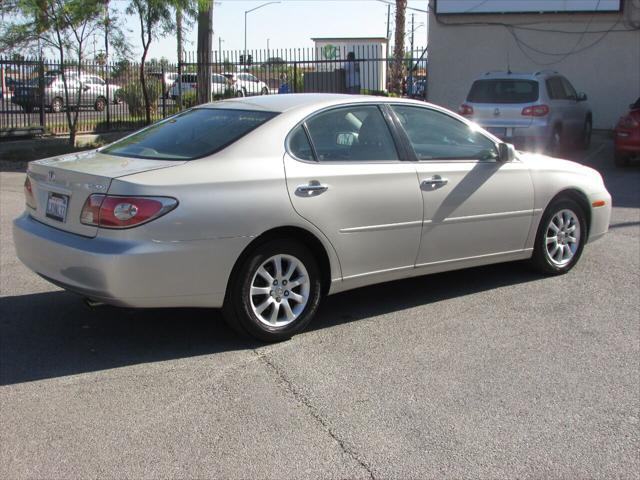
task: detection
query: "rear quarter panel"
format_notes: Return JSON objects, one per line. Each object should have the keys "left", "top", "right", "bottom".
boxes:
{"left": 103, "top": 114, "right": 343, "bottom": 297}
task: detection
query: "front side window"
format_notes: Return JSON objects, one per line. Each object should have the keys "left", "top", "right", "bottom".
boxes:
{"left": 304, "top": 105, "right": 399, "bottom": 161}
{"left": 102, "top": 108, "right": 278, "bottom": 160}
{"left": 391, "top": 106, "right": 498, "bottom": 161}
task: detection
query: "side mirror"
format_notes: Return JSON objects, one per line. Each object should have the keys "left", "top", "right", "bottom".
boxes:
{"left": 577, "top": 92, "right": 587, "bottom": 102}
{"left": 498, "top": 142, "right": 516, "bottom": 162}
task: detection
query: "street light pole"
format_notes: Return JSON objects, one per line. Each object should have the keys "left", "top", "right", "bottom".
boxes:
{"left": 244, "top": 1, "right": 280, "bottom": 58}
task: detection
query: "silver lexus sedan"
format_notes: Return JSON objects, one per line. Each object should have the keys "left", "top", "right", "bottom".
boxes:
{"left": 13, "top": 94, "right": 612, "bottom": 342}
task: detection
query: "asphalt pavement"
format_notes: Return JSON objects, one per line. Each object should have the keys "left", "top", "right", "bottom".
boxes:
{"left": 0, "top": 134, "right": 638, "bottom": 478}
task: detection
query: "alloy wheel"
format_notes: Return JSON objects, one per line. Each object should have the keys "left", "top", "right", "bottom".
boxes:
{"left": 249, "top": 254, "right": 310, "bottom": 327}
{"left": 544, "top": 209, "right": 581, "bottom": 267}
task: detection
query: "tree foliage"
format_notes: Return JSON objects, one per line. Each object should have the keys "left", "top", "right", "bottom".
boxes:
{"left": 126, "top": 0, "right": 194, "bottom": 124}
{"left": 1, "top": 0, "right": 104, "bottom": 144}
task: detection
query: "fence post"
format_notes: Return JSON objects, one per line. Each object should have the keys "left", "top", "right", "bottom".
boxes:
{"left": 293, "top": 62, "right": 297, "bottom": 94}
{"left": 161, "top": 63, "right": 166, "bottom": 118}
{"left": 105, "top": 59, "right": 111, "bottom": 131}
{"left": 177, "top": 57, "right": 183, "bottom": 111}
{"left": 38, "top": 57, "right": 45, "bottom": 130}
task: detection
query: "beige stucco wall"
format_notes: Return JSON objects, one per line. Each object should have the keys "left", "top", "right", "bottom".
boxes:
{"left": 427, "top": 2, "right": 640, "bottom": 129}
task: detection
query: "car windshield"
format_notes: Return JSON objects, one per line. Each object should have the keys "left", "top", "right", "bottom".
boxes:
{"left": 101, "top": 108, "right": 278, "bottom": 160}
{"left": 467, "top": 79, "right": 539, "bottom": 104}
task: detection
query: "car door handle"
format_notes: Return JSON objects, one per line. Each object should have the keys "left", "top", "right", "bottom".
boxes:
{"left": 295, "top": 182, "right": 328, "bottom": 196}
{"left": 421, "top": 176, "right": 449, "bottom": 189}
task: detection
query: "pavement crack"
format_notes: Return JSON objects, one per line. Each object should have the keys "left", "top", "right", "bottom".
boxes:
{"left": 254, "top": 349, "right": 376, "bottom": 480}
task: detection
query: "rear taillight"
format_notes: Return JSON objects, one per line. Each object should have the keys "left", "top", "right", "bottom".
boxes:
{"left": 458, "top": 104, "right": 474, "bottom": 117}
{"left": 619, "top": 114, "right": 640, "bottom": 129}
{"left": 521, "top": 104, "right": 550, "bottom": 117}
{"left": 80, "top": 194, "right": 177, "bottom": 229}
{"left": 24, "top": 176, "right": 36, "bottom": 209}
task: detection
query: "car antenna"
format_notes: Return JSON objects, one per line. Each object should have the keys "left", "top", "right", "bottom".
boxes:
{"left": 506, "top": 50, "right": 512, "bottom": 75}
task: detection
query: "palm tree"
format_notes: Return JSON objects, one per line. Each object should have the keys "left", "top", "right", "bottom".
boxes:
{"left": 392, "top": 0, "right": 407, "bottom": 96}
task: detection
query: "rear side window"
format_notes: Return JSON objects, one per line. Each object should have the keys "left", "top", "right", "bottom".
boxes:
{"left": 304, "top": 105, "right": 399, "bottom": 161}
{"left": 546, "top": 77, "right": 569, "bottom": 100}
{"left": 467, "top": 79, "right": 539, "bottom": 104}
{"left": 289, "top": 126, "right": 315, "bottom": 161}
{"left": 212, "top": 74, "right": 227, "bottom": 84}
{"left": 102, "top": 108, "right": 278, "bottom": 160}
{"left": 180, "top": 74, "right": 197, "bottom": 83}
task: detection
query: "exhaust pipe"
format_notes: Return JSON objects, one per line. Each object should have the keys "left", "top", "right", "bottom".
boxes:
{"left": 85, "top": 298, "right": 105, "bottom": 308}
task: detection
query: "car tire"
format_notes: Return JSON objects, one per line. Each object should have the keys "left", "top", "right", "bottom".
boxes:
{"left": 223, "top": 239, "right": 322, "bottom": 342}
{"left": 261, "top": 87, "right": 269, "bottom": 95}
{"left": 614, "top": 151, "right": 630, "bottom": 167}
{"left": 51, "top": 97, "right": 63, "bottom": 113}
{"left": 235, "top": 88, "right": 245, "bottom": 98}
{"left": 580, "top": 118, "right": 592, "bottom": 150}
{"left": 94, "top": 97, "right": 106, "bottom": 112}
{"left": 530, "top": 198, "right": 587, "bottom": 276}
{"left": 23, "top": 105, "right": 34, "bottom": 113}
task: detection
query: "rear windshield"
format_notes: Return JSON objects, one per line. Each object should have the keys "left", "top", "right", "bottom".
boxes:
{"left": 102, "top": 108, "right": 278, "bottom": 160}
{"left": 467, "top": 79, "right": 539, "bottom": 104}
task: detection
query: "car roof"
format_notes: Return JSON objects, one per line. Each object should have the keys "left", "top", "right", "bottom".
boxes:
{"left": 197, "top": 93, "right": 437, "bottom": 113}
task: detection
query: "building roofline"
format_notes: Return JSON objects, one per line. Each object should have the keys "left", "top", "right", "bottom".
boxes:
{"left": 311, "top": 37, "right": 389, "bottom": 43}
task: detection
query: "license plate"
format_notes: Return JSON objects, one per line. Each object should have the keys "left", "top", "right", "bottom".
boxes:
{"left": 46, "top": 193, "right": 69, "bottom": 222}
{"left": 487, "top": 127, "right": 506, "bottom": 138}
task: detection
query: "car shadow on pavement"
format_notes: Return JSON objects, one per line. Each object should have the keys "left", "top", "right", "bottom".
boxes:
{"left": 0, "top": 262, "right": 543, "bottom": 386}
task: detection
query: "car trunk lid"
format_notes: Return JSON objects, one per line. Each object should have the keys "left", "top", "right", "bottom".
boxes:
{"left": 27, "top": 149, "right": 185, "bottom": 237}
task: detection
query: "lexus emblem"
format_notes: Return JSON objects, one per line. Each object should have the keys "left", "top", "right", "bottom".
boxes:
{"left": 48, "top": 170, "right": 56, "bottom": 182}
{"left": 493, "top": 108, "right": 501, "bottom": 117}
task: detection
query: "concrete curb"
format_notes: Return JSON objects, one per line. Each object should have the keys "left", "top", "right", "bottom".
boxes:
{"left": 0, "top": 131, "right": 132, "bottom": 161}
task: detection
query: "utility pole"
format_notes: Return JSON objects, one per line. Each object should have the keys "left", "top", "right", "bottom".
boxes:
{"left": 409, "top": 13, "right": 414, "bottom": 96}
{"left": 385, "top": 3, "right": 390, "bottom": 62}
{"left": 176, "top": 7, "right": 183, "bottom": 111}
{"left": 244, "top": 2, "right": 280, "bottom": 59}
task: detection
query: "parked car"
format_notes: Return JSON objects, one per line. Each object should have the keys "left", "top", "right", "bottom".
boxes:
{"left": 148, "top": 71, "right": 178, "bottom": 98}
{"left": 459, "top": 71, "right": 592, "bottom": 153}
{"left": 613, "top": 97, "right": 640, "bottom": 167}
{"left": 4, "top": 76, "right": 26, "bottom": 93}
{"left": 11, "top": 72, "right": 120, "bottom": 113}
{"left": 169, "top": 73, "right": 232, "bottom": 100}
{"left": 13, "top": 94, "right": 611, "bottom": 342}
{"left": 223, "top": 72, "right": 269, "bottom": 96}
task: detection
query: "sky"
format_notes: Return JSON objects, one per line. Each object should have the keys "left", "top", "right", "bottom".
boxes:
{"left": 111, "top": 0, "right": 430, "bottom": 62}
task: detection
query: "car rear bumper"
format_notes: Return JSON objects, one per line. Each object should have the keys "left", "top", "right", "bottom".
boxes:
{"left": 479, "top": 123, "right": 552, "bottom": 150}
{"left": 13, "top": 213, "right": 245, "bottom": 308}
{"left": 614, "top": 129, "right": 640, "bottom": 154}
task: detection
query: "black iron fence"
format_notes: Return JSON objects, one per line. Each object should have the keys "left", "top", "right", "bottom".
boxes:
{"left": 0, "top": 46, "right": 427, "bottom": 138}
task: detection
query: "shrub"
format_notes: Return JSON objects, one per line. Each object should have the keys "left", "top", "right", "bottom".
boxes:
{"left": 181, "top": 91, "right": 198, "bottom": 108}
{"left": 119, "top": 79, "right": 162, "bottom": 117}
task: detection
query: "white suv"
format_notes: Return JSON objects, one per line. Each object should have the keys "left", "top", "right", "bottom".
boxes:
{"left": 459, "top": 71, "right": 593, "bottom": 153}
{"left": 169, "top": 73, "right": 232, "bottom": 100}
{"left": 223, "top": 72, "right": 269, "bottom": 97}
